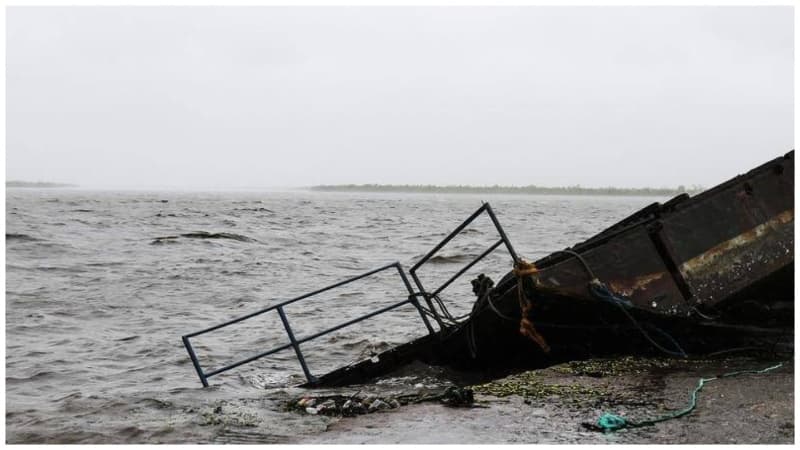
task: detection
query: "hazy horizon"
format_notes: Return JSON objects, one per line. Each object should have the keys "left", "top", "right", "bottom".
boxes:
{"left": 4, "top": 181, "right": 703, "bottom": 189}
{"left": 7, "top": 6, "right": 794, "bottom": 190}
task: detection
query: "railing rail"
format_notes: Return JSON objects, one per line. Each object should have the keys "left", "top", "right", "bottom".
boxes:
{"left": 409, "top": 202, "right": 519, "bottom": 328}
{"left": 182, "top": 261, "right": 435, "bottom": 387}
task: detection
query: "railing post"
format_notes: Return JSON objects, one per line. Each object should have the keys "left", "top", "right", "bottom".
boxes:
{"left": 182, "top": 336, "right": 209, "bottom": 387}
{"left": 406, "top": 202, "right": 518, "bottom": 330}
{"left": 395, "top": 263, "right": 436, "bottom": 335}
{"left": 409, "top": 270, "right": 446, "bottom": 330}
{"left": 277, "top": 306, "right": 316, "bottom": 384}
{"left": 485, "top": 203, "right": 519, "bottom": 264}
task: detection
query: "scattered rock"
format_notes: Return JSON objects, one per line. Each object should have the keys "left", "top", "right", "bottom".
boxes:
{"left": 297, "top": 397, "right": 316, "bottom": 407}
{"left": 342, "top": 399, "right": 366, "bottom": 417}
{"left": 317, "top": 400, "right": 337, "bottom": 414}
{"left": 361, "top": 395, "right": 377, "bottom": 407}
{"left": 368, "top": 399, "right": 390, "bottom": 412}
{"left": 288, "top": 385, "right": 478, "bottom": 419}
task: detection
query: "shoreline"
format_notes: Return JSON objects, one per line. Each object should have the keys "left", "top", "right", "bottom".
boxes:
{"left": 291, "top": 356, "right": 793, "bottom": 444}
{"left": 310, "top": 185, "right": 701, "bottom": 197}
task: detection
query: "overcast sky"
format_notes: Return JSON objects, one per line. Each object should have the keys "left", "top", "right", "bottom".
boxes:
{"left": 6, "top": 6, "right": 794, "bottom": 189}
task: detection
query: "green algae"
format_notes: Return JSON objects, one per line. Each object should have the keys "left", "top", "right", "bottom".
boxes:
{"left": 550, "top": 356, "right": 676, "bottom": 378}
{"left": 471, "top": 370, "right": 605, "bottom": 401}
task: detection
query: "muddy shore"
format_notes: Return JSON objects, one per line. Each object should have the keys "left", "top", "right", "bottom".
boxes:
{"left": 289, "top": 356, "right": 793, "bottom": 444}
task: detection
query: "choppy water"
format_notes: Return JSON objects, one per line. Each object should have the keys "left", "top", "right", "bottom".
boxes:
{"left": 6, "top": 188, "right": 666, "bottom": 443}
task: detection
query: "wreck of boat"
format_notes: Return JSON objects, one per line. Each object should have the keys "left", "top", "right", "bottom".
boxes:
{"left": 182, "top": 150, "right": 793, "bottom": 388}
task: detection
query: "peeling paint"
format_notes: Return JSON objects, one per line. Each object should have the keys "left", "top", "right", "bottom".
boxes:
{"left": 679, "top": 209, "right": 793, "bottom": 278}
{"left": 608, "top": 272, "right": 666, "bottom": 297}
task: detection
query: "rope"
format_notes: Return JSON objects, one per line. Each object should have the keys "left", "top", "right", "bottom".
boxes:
{"left": 486, "top": 294, "right": 518, "bottom": 322}
{"left": 591, "top": 361, "right": 785, "bottom": 432}
{"left": 512, "top": 260, "right": 551, "bottom": 353}
{"left": 689, "top": 305, "right": 720, "bottom": 321}
{"left": 589, "top": 278, "right": 688, "bottom": 358}
{"left": 512, "top": 256, "right": 685, "bottom": 358}
{"left": 551, "top": 249, "right": 596, "bottom": 279}
{"left": 409, "top": 276, "right": 498, "bottom": 358}
{"left": 409, "top": 292, "right": 469, "bottom": 327}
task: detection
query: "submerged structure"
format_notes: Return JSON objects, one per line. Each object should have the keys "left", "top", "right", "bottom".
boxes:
{"left": 182, "top": 151, "right": 794, "bottom": 388}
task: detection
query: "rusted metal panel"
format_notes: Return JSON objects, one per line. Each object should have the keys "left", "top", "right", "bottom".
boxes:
{"left": 530, "top": 151, "right": 794, "bottom": 315}
{"left": 533, "top": 224, "right": 689, "bottom": 316}
{"left": 657, "top": 152, "right": 794, "bottom": 309}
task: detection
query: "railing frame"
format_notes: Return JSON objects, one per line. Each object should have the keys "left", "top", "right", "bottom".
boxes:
{"left": 182, "top": 261, "right": 434, "bottom": 387}
{"left": 408, "top": 202, "right": 520, "bottom": 329}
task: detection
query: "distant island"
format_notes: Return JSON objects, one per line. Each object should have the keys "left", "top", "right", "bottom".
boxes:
{"left": 310, "top": 184, "right": 704, "bottom": 197}
{"left": 6, "top": 181, "right": 78, "bottom": 188}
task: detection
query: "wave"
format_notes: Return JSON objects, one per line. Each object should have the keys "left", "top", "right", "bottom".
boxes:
{"left": 6, "top": 233, "right": 40, "bottom": 242}
{"left": 461, "top": 227, "right": 483, "bottom": 235}
{"left": 150, "top": 236, "right": 180, "bottom": 245}
{"left": 424, "top": 254, "right": 477, "bottom": 264}
{"left": 150, "top": 232, "right": 256, "bottom": 245}
{"left": 232, "top": 207, "right": 275, "bottom": 213}
{"left": 6, "top": 371, "right": 57, "bottom": 384}
{"left": 180, "top": 232, "right": 256, "bottom": 242}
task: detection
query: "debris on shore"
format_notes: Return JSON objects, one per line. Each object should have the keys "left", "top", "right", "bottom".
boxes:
{"left": 286, "top": 385, "right": 476, "bottom": 418}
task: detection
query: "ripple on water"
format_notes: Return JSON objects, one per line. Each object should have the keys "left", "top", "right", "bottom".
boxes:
{"left": 6, "top": 189, "right": 661, "bottom": 443}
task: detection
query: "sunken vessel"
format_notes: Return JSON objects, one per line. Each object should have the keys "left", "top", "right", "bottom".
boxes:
{"left": 182, "top": 150, "right": 794, "bottom": 388}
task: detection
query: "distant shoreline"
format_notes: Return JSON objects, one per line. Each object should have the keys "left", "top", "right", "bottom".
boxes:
{"left": 6, "top": 181, "right": 78, "bottom": 188}
{"left": 310, "top": 184, "right": 702, "bottom": 197}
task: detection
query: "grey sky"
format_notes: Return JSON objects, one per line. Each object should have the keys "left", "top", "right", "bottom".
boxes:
{"left": 6, "top": 6, "right": 794, "bottom": 189}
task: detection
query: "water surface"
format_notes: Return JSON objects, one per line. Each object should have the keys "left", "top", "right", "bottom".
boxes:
{"left": 6, "top": 188, "right": 665, "bottom": 443}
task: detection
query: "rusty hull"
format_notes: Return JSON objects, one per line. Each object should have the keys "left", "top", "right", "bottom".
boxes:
{"left": 311, "top": 151, "right": 794, "bottom": 387}
{"left": 529, "top": 150, "right": 794, "bottom": 319}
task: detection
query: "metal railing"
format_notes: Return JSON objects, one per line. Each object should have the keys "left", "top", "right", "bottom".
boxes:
{"left": 409, "top": 202, "right": 519, "bottom": 329}
{"left": 182, "top": 261, "right": 435, "bottom": 387}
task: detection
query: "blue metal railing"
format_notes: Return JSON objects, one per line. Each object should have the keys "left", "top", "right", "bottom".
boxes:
{"left": 182, "top": 261, "right": 435, "bottom": 387}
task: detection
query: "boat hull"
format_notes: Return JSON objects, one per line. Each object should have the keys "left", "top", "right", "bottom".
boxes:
{"left": 311, "top": 151, "right": 794, "bottom": 387}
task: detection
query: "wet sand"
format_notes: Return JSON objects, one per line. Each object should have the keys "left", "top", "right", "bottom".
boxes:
{"left": 292, "top": 356, "right": 794, "bottom": 444}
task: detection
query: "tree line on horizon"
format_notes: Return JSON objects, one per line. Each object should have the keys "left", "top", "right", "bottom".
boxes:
{"left": 6, "top": 180, "right": 77, "bottom": 188}
{"left": 310, "top": 183, "right": 705, "bottom": 196}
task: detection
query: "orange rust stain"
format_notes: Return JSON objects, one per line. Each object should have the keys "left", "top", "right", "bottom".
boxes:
{"left": 679, "top": 209, "right": 793, "bottom": 276}
{"left": 608, "top": 272, "right": 666, "bottom": 297}
{"left": 513, "top": 260, "right": 539, "bottom": 278}
{"left": 513, "top": 259, "right": 551, "bottom": 353}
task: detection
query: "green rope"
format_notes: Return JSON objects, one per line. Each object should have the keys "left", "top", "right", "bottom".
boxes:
{"left": 594, "top": 361, "right": 785, "bottom": 432}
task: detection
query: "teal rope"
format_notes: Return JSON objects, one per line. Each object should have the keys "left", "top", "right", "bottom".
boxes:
{"left": 595, "top": 361, "right": 785, "bottom": 432}
{"left": 588, "top": 280, "right": 687, "bottom": 358}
